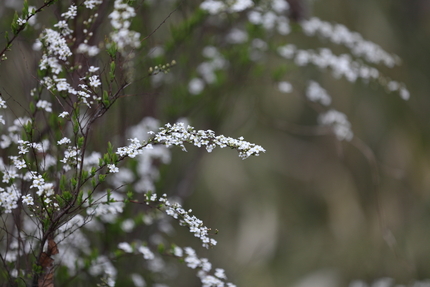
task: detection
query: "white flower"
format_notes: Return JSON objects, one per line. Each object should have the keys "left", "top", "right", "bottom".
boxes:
{"left": 215, "top": 268, "right": 227, "bottom": 279}
{"left": 188, "top": 78, "right": 205, "bottom": 95}
{"left": 57, "top": 137, "right": 71, "bottom": 145}
{"left": 107, "top": 164, "right": 119, "bottom": 173}
{"left": 173, "top": 246, "right": 183, "bottom": 257}
{"left": 84, "top": 0, "right": 103, "bottom": 9}
{"left": 0, "top": 97, "right": 7, "bottom": 109}
{"left": 318, "top": 109, "right": 353, "bottom": 141}
{"left": 229, "top": 0, "right": 254, "bottom": 12}
{"left": 89, "top": 75, "right": 101, "bottom": 87}
{"left": 306, "top": 81, "right": 332, "bottom": 106}
{"left": 61, "top": 5, "right": 77, "bottom": 19}
{"left": 118, "top": 242, "right": 133, "bottom": 253}
{"left": 226, "top": 28, "right": 248, "bottom": 44}
{"left": 17, "top": 18, "right": 27, "bottom": 26}
{"left": 200, "top": 1, "right": 226, "bottom": 14}
{"left": 138, "top": 246, "right": 154, "bottom": 260}
{"left": 120, "top": 219, "right": 135, "bottom": 232}
{"left": 59, "top": 111, "right": 69, "bottom": 118}
{"left": 278, "top": 81, "right": 292, "bottom": 93}
{"left": 36, "top": 100, "right": 52, "bottom": 112}
{"left": 88, "top": 66, "right": 100, "bottom": 73}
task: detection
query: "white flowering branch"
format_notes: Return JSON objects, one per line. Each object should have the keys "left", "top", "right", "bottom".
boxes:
{"left": 117, "top": 122, "right": 266, "bottom": 161}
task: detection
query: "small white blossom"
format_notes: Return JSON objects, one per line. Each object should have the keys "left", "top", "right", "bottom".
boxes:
{"left": 22, "top": 194, "right": 34, "bottom": 205}
{"left": 36, "top": 100, "right": 52, "bottom": 113}
{"left": 88, "top": 75, "right": 101, "bottom": 87}
{"left": 121, "top": 219, "right": 135, "bottom": 232}
{"left": 88, "top": 66, "right": 100, "bottom": 73}
{"left": 84, "top": 0, "right": 103, "bottom": 9}
{"left": 17, "top": 18, "right": 27, "bottom": 25}
{"left": 278, "top": 81, "right": 292, "bottom": 93}
{"left": 59, "top": 111, "right": 69, "bottom": 118}
{"left": 107, "top": 164, "right": 119, "bottom": 173}
{"left": 318, "top": 109, "right": 353, "bottom": 141}
{"left": 61, "top": 5, "right": 77, "bottom": 19}
{"left": 306, "top": 81, "right": 332, "bottom": 106}
{"left": 118, "top": 242, "right": 133, "bottom": 253}
{"left": 215, "top": 268, "right": 227, "bottom": 280}
{"left": 0, "top": 97, "right": 7, "bottom": 109}
{"left": 188, "top": 78, "right": 205, "bottom": 95}
{"left": 173, "top": 246, "right": 183, "bottom": 257}
{"left": 138, "top": 246, "right": 154, "bottom": 260}
{"left": 57, "top": 137, "right": 71, "bottom": 145}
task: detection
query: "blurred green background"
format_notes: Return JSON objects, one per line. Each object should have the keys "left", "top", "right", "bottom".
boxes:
{"left": 1, "top": 0, "right": 430, "bottom": 286}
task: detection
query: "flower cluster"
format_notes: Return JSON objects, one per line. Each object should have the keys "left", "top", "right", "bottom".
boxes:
{"left": 301, "top": 17, "right": 398, "bottom": 67}
{"left": 117, "top": 122, "right": 265, "bottom": 160}
{"left": 318, "top": 109, "right": 353, "bottom": 141}
{"left": 247, "top": 0, "right": 291, "bottom": 35}
{"left": 60, "top": 146, "right": 81, "bottom": 167}
{"left": 30, "top": 174, "right": 55, "bottom": 197}
{"left": 122, "top": 117, "right": 171, "bottom": 193}
{"left": 200, "top": 0, "right": 254, "bottom": 14}
{"left": 176, "top": 246, "right": 237, "bottom": 287}
{"left": 147, "top": 193, "right": 217, "bottom": 248}
{"left": 277, "top": 44, "right": 410, "bottom": 100}
{"left": 116, "top": 138, "right": 153, "bottom": 158}
{"left": 0, "top": 96, "right": 7, "bottom": 125}
{"left": 306, "top": 81, "right": 332, "bottom": 106}
{"left": 189, "top": 46, "right": 229, "bottom": 95}
{"left": 108, "top": 0, "right": 141, "bottom": 51}
{"left": 0, "top": 186, "right": 21, "bottom": 213}
{"left": 151, "top": 122, "right": 266, "bottom": 160}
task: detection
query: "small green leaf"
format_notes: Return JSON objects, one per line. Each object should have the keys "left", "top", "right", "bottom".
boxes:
{"left": 98, "top": 174, "right": 106, "bottom": 182}
{"left": 77, "top": 190, "right": 84, "bottom": 205}
{"left": 109, "top": 61, "right": 116, "bottom": 80}
{"left": 22, "top": 0, "right": 29, "bottom": 18}
{"left": 71, "top": 177, "right": 77, "bottom": 189}
{"left": 78, "top": 136, "right": 85, "bottom": 148}
{"left": 29, "top": 101, "right": 35, "bottom": 113}
{"left": 157, "top": 243, "right": 165, "bottom": 254}
{"left": 11, "top": 12, "right": 19, "bottom": 34}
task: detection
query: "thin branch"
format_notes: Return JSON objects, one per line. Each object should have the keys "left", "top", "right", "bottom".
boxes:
{"left": 0, "top": 0, "right": 57, "bottom": 63}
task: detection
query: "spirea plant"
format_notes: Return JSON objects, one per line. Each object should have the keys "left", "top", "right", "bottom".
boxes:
{"left": 0, "top": 0, "right": 409, "bottom": 286}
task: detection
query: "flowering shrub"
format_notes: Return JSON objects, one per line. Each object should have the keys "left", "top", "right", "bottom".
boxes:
{"left": 0, "top": 0, "right": 413, "bottom": 286}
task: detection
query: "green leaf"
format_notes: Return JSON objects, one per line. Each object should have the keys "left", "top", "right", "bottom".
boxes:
{"left": 62, "top": 190, "right": 72, "bottom": 202}
{"left": 106, "top": 43, "right": 117, "bottom": 59}
{"left": 102, "top": 90, "right": 110, "bottom": 106}
{"left": 11, "top": 12, "right": 19, "bottom": 34}
{"left": 98, "top": 174, "right": 106, "bottom": 182}
{"left": 157, "top": 243, "right": 165, "bottom": 254}
{"left": 77, "top": 190, "right": 84, "bottom": 205}
{"left": 107, "top": 142, "right": 113, "bottom": 154}
{"left": 29, "top": 101, "right": 35, "bottom": 113}
{"left": 78, "top": 136, "right": 85, "bottom": 148}
{"left": 59, "top": 175, "right": 66, "bottom": 191}
{"left": 81, "top": 170, "right": 88, "bottom": 181}
{"left": 22, "top": 0, "right": 29, "bottom": 18}
{"left": 109, "top": 61, "right": 116, "bottom": 80}
{"left": 71, "top": 177, "right": 77, "bottom": 189}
